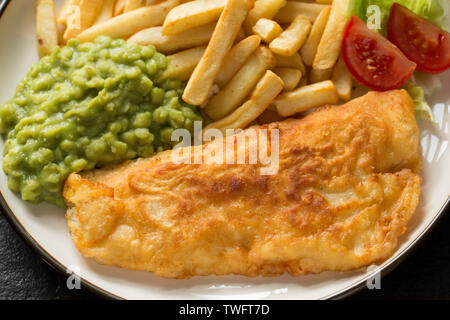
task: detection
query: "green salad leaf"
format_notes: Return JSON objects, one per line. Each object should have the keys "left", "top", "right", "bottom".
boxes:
{"left": 404, "top": 81, "right": 437, "bottom": 124}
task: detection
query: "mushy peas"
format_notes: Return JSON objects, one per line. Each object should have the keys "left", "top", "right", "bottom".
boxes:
{"left": 0, "top": 36, "right": 203, "bottom": 207}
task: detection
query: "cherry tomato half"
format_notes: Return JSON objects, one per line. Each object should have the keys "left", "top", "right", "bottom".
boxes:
{"left": 388, "top": 3, "right": 450, "bottom": 74}
{"left": 342, "top": 16, "right": 416, "bottom": 91}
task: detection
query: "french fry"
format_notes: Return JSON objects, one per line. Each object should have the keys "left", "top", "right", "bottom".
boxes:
{"left": 183, "top": 0, "right": 252, "bottom": 106}
{"left": 274, "top": 1, "right": 328, "bottom": 23}
{"left": 158, "top": 46, "right": 207, "bottom": 81}
{"left": 275, "top": 52, "right": 306, "bottom": 74}
{"left": 309, "top": 67, "right": 332, "bottom": 83}
{"left": 204, "top": 70, "right": 284, "bottom": 135}
{"left": 313, "top": 0, "right": 350, "bottom": 70}
{"left": 269, "top": 15, "right": 311, "bottom": 56}
{"left": 95, "top": 0, "right": 115, "bottom": 25}
{"left": 57, "top": 0, "right": 79, "bottom": 25}
{"left": 300, "top": 6, "right": 331, "bottom": 66}
{"left": 64, "top": 0, "right": 105, "bottom": 40}
{"left": 215, "top": 35, "right": 261, "bottom": 88}
{"left": 274, "top": 67, "right": 302, "bottom": 91}
{"left": 244, "top": 0, "right": 286, "bottom": 34}
{"left": 252, "top": 18, "right": 282, "bottom": 43}
{"left": 316, "top": 0, "right": 332, "bottom": 4}
{"left": 36, "top": 0, "right": 58, "bottom": 58}
{"left": 78, "top": 0, "right": 179, "bottom": 43}
{"left": 205, "top": 46, "right": 276, "bottom": 120}
{"left": 128, "top": 23, "right": 215, "bottom": 53}
{"left": 114, "top": 0, "right": 127, "bottom": 15}
{"left": 274, "top": 80, "right": 339, "bottom": 117}
{"left": 124, "top": 0, "right": 146, "bottom": 13}
{"left": 331, "top": 55, "right": 353, "bottom": 101}
{"left": 162, "top": 0, "right": 226, "bottom": 36}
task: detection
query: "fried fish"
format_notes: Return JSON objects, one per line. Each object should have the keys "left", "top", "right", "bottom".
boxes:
{"left": 64, "top": 90, "right": 422, "bottom": 278}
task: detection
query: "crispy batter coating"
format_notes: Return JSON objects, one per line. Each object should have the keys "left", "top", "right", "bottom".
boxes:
{"left": 64, "top": 90, "right": 421, "bottom": 278}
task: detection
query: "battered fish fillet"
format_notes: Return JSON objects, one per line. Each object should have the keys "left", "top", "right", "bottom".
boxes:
{"left": 64, "top": 90, "right": 422, "bottom": 278}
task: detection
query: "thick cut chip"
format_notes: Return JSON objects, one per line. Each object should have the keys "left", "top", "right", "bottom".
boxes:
{"left": 77, "top": 0, "right": 179, "bottom": 42}
{"left": 162, "top": 0, "right": 226, "bottom": 36}
{"left": 252, "top": 18, "right": 282, "bottom": 44}
{"left": 36, "top": 0, "right": 58, "bottom": 58}
{"left": 128, "top": 23, "right": 216, "bottom": 53}
{"left": 269, "top": 14, "right": 311, "bottom": 56}
{"left": 332, "top": 55, "right": 353, "bottom": 101}
{"left": 158, "top": 46, "right": 207, "bottom": 81}
{"left": 204, "top": 46, "right": 276, "bottom": 120}
{"left": 204, "top": 70, "right": 284, "bottom": 135}
{"left": 244, "top": 0, "right": 286, "bottom": 33}
{"left": 215, "top": 35, "right": 261, "bottom": 88}
{"left": 275, "top": 52, "right": 306, "bottom": 74}
{"left": 64, "top": 0, "right": 105, "bottom": 40}
{"left": 57, "top": 0, "right": 80, "bottom": 25}
{"left": 309, "top": 67, "right": 332, "bottom": 83}
{"left": 182, "top": 0, "right": 252, "bottom": 105}
{"left": 274, "top": 80, "right": 339, "bottom": 116}
{"left": 313, "top": 0, "right": 350, "bottom": 70}
{"left": 274, "top": 67, "right": 302, "bottom": 91}
{"left": 274, "top": 1, "right": 328, "bottom": 23}
{"left": 301, "top": 6, "right": 331, "bottom": 66}
{"left": 94, "top": 0, "right": 115, "bottom": 25}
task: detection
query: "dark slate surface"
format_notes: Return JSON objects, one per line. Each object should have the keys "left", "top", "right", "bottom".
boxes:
{"left": 0, "top": 207, "right": 448, "bottom": 300}
{"left": 0, "top": 211, "right": 96, "bottom": 300}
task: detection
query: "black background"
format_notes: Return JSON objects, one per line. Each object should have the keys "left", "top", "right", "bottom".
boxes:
{"left": 0, "top": 206, "right": 448, "bottom": 300}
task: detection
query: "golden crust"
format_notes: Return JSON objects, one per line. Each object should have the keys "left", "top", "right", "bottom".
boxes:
{"left": 64, "top": 90, "right": 421, "bottom": 278}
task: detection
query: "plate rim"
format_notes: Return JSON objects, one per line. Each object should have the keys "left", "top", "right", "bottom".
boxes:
{"left": 0, "top": 0, "right": 448, "bottom": 300}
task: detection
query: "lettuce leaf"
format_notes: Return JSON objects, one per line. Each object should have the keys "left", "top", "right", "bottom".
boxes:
{"left": 403, "top": 81, "right": 437, "bottom": 124}
{"left": 349, "top": 0, "right": 447, "bottom": 32}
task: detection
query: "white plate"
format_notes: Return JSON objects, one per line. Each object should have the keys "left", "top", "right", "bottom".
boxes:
{"left": 0, "top": 0, "right": 449, "bottom": 300}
